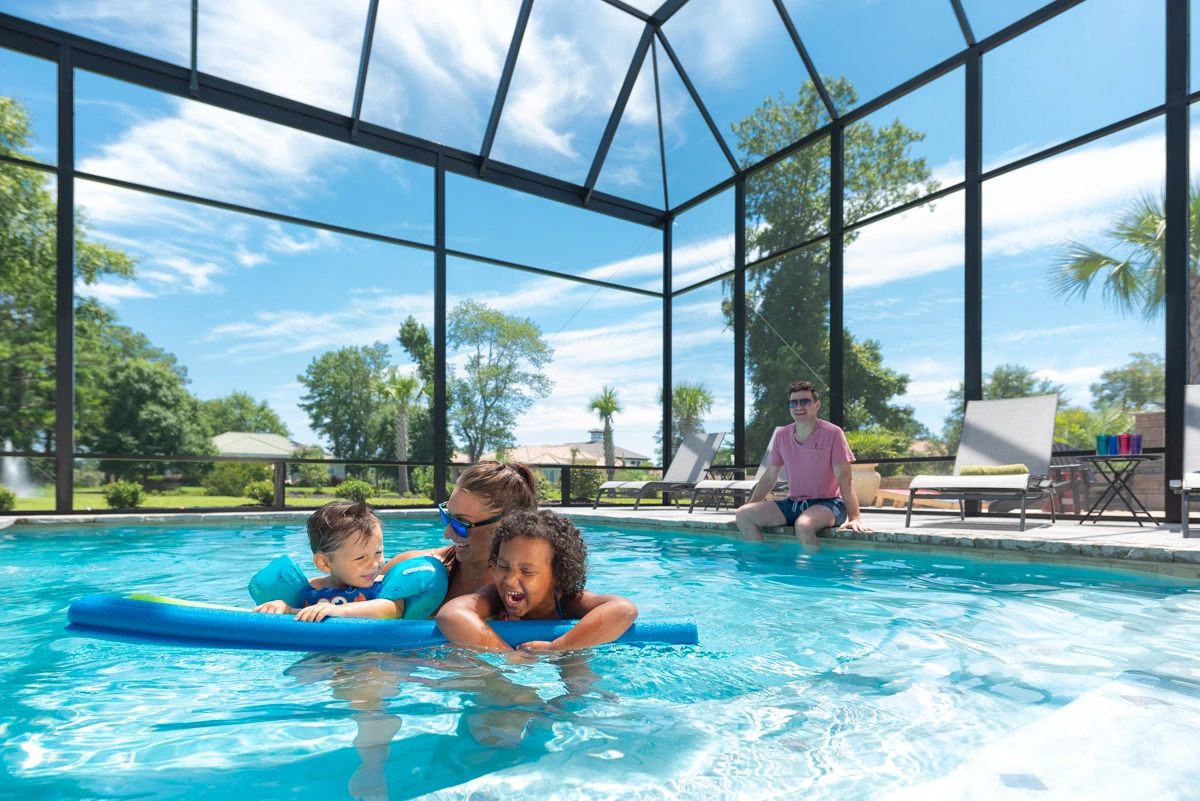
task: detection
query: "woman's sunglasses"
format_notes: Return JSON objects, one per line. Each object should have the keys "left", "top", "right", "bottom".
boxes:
{"left": 438, "top": 503, "right": 505, "bottom": 538}
{"left": 788, "top": 398, "right": 815, "bottom": 409}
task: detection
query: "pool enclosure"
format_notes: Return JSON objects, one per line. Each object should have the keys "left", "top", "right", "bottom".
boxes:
{"left": 0, "top": 0, "right": 1192, "bottom": 521}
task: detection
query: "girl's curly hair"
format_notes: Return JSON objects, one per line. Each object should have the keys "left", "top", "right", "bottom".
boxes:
{"left": 489, "top": 510, "right": 587, "bottom": 599}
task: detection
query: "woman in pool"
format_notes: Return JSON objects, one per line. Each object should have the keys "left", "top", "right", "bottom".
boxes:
{"left": 384, "top": 460, "right": 539, "bottom": 613}
{"left": 437, "top": 509, "right": 638, "bottom": 651}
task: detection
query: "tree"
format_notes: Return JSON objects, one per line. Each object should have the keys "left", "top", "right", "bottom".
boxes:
{"left": 1049, "top": 189, "right": 1199, "bottom": 381}
{"left": 377, "top": 368, "right": 422, "bottom": 495}
{"left": 397, "top": 316, "right": 456, "bottom": 466}
{"left": 297, "top": 343, "right": 391, "bottom": 462}
{"left": 89, "top": 359, "right": 216, "bottom": 481}
{"left": 1088, "top": 352, "right": 1164, "bottom": 412}
{"left": 448, "top": 300, "right": 554, "bottom": 462}
{"left": 655, "top": 381, "right": 715, "bottom": 461}
{"left": 729, "top": 78, "right": 939, "bottom": 459}
{"left": 940, "top": 364, "right": 1068, "bottom": 451}
{"left": 289, "top": 444, "right": 329, "bottom": 489}
{"left": 0, "top": 93, "right": 141, "bottom": 451}
{"left": 588, "top": 385, "right": 622, "bottom": 480}
{"left": 199, "top": 391, "right": 290, "bottom": 437}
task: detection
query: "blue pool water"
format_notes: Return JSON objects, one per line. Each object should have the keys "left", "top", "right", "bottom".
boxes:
{"left": 2, "top": 520, "right": 1200, "bottom": 799}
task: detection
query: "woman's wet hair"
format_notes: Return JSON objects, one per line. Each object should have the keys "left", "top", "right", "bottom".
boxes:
{"left": 490, "top": 510, "right": 587, "bottom": 600}
{"left": 307, "top": 500, "right": 379, "bottom": 554}
{"left": 455, "top": 460, "right": 538, "bottom": 515}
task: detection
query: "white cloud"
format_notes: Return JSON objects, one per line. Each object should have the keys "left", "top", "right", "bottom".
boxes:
{"left": 77, "top": 280, "right": 154, "bottom": 305}
{"left": 264, "top": 225, "right": 336, "bottom": 255}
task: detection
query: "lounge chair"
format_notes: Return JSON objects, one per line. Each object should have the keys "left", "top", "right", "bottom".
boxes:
{"left": 1171, "top": 384, "right": 1200, "bottom": 537}
{"left": 687, "top": 444, "right": 787, "bottom": 513}
{"left": 905, "top": 394, "right": 1061, "bottom": 532}
{"left": 593, "top": 432, "right": 725, "bottom": 510}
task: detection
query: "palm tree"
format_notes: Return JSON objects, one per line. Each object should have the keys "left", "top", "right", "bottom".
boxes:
{"left": 657, "top": 381, "right": 716, "bottom": 460}
{"left": 377, "top": 369, "right": 422, "bottom": 496}
{"left": 1049, "top": 188, "right": 1200, "bottom": 381}
{"left": 588, "top": 385, "right": 622, "bottom": 480}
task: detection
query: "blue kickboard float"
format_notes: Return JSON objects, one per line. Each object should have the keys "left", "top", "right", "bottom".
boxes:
{"left": 65, "top": 594, "right": 700, "bottom": 652}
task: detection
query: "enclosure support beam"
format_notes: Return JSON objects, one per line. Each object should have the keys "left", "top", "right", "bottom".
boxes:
{"left": 829, "top": 125, "right": 844, "bottom": 428}
{"left": 54, "top": 42, "right": 75, "bottom": 514}
{"left": 772, "top": 0, "right": 836, "bottom": 120}
{"left": 434, "top": 156, "right": 448, "bottom": 504}
{"left": 734, "top": 178, "right": 747, "bottom": 470}
{"left": 963, "top": 48, "right": 983, "bottom": 517}
{"left": 348, "top": 0, "right": 380, "bottom": 142}
{"left": 585, "top": 25, "right": 654, "bottom": 205}
{"left": 1165, "top": 0, "right": 1189, "bottom": 527}
{"left": 480, "top": 0, "right": 533, "bottom": 176}
{"left": 663, "top": 217, "right": 673, "bottom": 482}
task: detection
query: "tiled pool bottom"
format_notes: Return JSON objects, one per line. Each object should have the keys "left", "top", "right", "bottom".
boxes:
{"left": 3, "top": 520, "right": 1200, "bottom": 800}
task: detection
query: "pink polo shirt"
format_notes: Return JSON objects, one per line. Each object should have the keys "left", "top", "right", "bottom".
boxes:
{"left": 768, "top": 420, "right": 855, "bottom": 501}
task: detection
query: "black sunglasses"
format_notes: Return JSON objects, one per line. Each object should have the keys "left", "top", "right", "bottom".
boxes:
{"left": 439, "top": 503, "right": 505, "bottom": 538}
{"left": 788, "top": 398, "right": 815, "bottom": 408}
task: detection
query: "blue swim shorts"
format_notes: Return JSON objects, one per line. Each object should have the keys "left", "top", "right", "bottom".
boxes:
{"left": 774, "top": 498, "right": 847, "bottom": 527}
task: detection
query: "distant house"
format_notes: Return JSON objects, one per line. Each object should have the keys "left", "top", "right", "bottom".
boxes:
{"left": 211, "top": 432, "right": 343, "bottom": 481}
{"left": 479, "top": 429, "right": 650, "bottom": 483}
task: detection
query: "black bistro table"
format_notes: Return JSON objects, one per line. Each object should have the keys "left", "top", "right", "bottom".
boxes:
{"left": 1077, "top": 454, "right": 1162, "bottom": 526}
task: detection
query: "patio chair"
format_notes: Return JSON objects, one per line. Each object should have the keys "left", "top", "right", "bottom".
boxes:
{"left": 1171, "top": 384, "right": 1200, "bottom": 537}
{"left": 593, "top": 432, "right": 725, "bottom": 510}
{"left": 687, "top": 443, "right": 787, "bottom": 513}
{"left": 905, "top": 394, "right": 1061, "bottom": 532}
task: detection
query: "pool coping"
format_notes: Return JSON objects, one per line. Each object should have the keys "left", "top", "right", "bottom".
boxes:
{"left": 4, "top": 507, "right": 1199, "bottom": 580}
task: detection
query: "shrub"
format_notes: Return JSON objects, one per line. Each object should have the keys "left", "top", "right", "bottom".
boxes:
{"left": 569, "top": 467, "right": 604, "bottom": 502}
{"left": 531, "top": 470, "right": 553, "bottom": 502}
{"left": 102, "top": 480, "right": 144, "bottom": 509}
{"left": 203, "top": 462, "right": 269, "bottom": 497}
{"left": 244, "top": 480, "right": 275, "bottom": 506}
{"left": 0, "top": 487, "right": 15, "bottom": 512}
{"left": 411, "top": 466, "right": 454, "bottom": 502}
{"left": 334, "top": 479, "right": 374, "bottom": 503}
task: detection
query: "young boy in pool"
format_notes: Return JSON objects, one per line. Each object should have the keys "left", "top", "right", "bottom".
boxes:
{"left": 436, "top": 509, "right": 638, "bottom": 651}
{"left": 253, "top": 500, "right": 404, "bottom": 623}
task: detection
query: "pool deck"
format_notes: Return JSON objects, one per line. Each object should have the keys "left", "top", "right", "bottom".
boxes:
{"left": 5, "top": 505, "right": 1200, "bottom": 578}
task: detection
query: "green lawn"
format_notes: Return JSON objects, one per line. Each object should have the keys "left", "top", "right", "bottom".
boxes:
{"left": 11, "top": 486, "right": 436, "bottom": 513}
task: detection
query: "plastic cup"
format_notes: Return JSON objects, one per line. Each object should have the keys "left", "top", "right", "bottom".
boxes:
{"left": 1131, "top": 434, "right": 1143, "bottom": 455}
{"left": 1118, "top": 433, "right": 1132, "bottom": 455}
{"left": 1096, "top": 435, "right": 1109, "bottom": 456}
{"left": 1108, "top": 435, "right": 1120, "bottom": 455}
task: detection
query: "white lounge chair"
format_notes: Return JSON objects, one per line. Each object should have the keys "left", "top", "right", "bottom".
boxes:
{"left": 593, "top": 432, "right": 725, "bottom": 510}
{"left": 906, "top": 395, "right": 1061, "bottom": 532}
{"left": 1171, "top": 384, "right": 1200, "bottom": 538}
{"left": 687, "top": 443, "right": 787, "bottom": 513}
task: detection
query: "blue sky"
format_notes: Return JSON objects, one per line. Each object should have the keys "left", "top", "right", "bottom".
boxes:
{"left": 0, "top": 0, "right": 1178, "bottom": 458}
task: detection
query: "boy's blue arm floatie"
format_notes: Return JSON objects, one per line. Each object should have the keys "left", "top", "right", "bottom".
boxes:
{"left": 378, "top": 555, "right": 449, "bottom": 620}
{"left": 248, "top": 554, "right": 310, "bottom": 608}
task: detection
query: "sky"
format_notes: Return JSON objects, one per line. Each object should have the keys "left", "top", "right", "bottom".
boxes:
{"left": 0, "top": 0, "right": 1181, "bottom": 460}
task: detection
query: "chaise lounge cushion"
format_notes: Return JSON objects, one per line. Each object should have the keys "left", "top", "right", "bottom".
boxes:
{"left": 958, "top": 464, "right": 1029, "bottom": 476}
{"left": 1184, "top": 472, "right": 1200, "bottom": 490}
{"left": 909, "top": 474, "right": 1034, "bottom": 492}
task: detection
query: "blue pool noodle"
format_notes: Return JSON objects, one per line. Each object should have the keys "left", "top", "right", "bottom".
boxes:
{"left": 66, "top": 594, "right": 698, "bottom": 651}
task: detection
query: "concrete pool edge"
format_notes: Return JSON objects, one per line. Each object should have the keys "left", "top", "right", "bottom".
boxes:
{"left": 4, "top": 508, "right": 1199, "bottom": 580}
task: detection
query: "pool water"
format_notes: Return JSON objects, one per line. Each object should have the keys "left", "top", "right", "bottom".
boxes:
{"left": 3, "top": 521, "right": 1200, "bottom": 800}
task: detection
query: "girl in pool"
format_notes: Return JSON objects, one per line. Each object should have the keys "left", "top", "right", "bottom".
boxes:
{"left": 437, "top": 509, "right": 638, "bottom": 651}
{"left": 385, "top": 460, "right": 539, "bottom": 614}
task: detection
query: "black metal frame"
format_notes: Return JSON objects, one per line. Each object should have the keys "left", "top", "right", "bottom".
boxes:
{"left": 0, "top": 0, "right": 1189, "bottom": 526}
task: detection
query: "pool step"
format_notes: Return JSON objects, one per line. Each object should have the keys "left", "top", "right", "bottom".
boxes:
{"left": 885, "top": 661, "right": 1200, "bottom": 800}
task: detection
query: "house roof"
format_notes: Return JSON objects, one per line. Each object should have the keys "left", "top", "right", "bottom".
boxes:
{"left": 212, "top": 431, "right": 305, "bottom": 458}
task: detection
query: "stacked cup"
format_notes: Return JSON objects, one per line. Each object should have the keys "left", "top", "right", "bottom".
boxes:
{"left": 1096, "top": 435, "right": 1110, "bottom": 455}
{"left": 1118, "top": 433, "right": 1132, "bottom": 455}
{"left": 1131, "top": 434, "right": 1143, "bottom": 455}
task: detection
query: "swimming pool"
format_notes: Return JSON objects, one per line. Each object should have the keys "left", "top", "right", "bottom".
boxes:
{"left": 3, "top": 519, "right": 1200, "bottom": 799}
